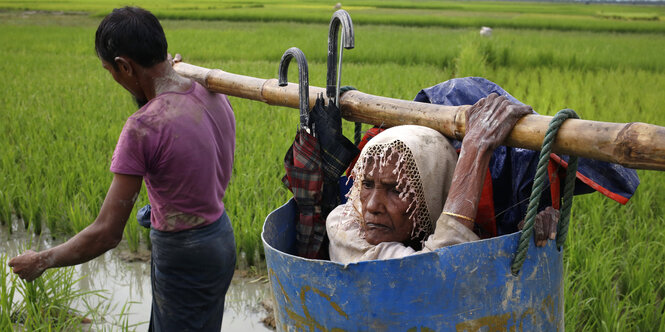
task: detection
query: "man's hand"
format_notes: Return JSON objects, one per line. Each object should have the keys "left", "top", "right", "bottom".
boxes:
{"left": 519, "top": 206, "right": 560, "bottom": 247}
{"left": 465, "top": 93, "right": 533, "bottom": 152}
{"left": 8, "top": 250, "right": 48, "bottom": 282}
{"left": 167, "top": 53, "right": 182, "bottom": 66}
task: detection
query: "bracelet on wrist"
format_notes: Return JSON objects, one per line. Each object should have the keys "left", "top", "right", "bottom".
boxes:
{"left": 442, "top": 211, "right": 475, "bottom": 223}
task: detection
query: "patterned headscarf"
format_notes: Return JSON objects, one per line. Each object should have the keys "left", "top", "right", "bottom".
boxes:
{"left": 345, "top": 125, "right": 458, "bottom": 244}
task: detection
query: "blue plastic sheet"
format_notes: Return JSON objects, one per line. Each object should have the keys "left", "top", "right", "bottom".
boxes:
{"left": 414, "top": 77, "right": 640, "bottom": 235}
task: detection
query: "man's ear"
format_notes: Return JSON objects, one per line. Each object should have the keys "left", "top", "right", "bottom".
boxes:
{"left": 114, "top": 56, "right": 133, "bottom": 76}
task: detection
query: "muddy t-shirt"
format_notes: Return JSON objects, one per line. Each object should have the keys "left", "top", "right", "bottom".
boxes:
{"left": 110, "top": 81, "right": 235, "bottom": 232}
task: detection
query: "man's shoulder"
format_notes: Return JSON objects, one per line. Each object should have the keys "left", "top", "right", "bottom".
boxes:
{"left": 158, "top": 81, "right": 231, "bottom": 111}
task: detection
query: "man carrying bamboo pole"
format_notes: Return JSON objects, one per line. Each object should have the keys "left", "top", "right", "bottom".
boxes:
{"left": 9, "top": 7, "right": 237, "bottom": 331}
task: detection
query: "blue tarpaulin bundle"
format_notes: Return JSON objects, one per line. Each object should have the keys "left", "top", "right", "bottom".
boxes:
{"left": 413, "top": 77, "right": 640, "bottom": 235}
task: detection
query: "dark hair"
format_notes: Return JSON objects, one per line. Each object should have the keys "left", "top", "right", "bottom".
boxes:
{"left": 95, "top": 7, "right": 167, "bottom": 70}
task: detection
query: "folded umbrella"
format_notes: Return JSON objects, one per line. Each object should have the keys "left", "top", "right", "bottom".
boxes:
{"left": 278, "top": 47, "right": 326, "bottom": 259}
{"left": 310, "top": 95, "right": 358, "bottom": 221}
{"left": 313, "top": 9, "right": 360, "bottom": 221}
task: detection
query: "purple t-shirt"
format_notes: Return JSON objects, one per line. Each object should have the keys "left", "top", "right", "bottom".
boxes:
{"left": 110, "top": 81, "right": 235, "bottom": 232}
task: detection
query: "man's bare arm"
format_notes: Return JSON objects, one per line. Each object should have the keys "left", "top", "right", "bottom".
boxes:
{"left": 8, "top": 173, "right": 142, "bottom": 281}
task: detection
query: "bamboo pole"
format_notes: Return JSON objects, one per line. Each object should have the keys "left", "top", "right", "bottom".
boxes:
{"left": 174, "top": 61, "right": 665, "bottom": 171}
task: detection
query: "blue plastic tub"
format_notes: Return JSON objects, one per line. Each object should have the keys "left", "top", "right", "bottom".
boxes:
{"left": 262, "top": 199, "right": 563, "bottom": 331}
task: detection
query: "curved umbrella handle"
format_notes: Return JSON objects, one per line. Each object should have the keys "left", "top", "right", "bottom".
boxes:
{"left": 279, "top": 47, "right": 310, "bottom": 130}
{"left": 327, "top": 9, "right": 354, "bottom": 106}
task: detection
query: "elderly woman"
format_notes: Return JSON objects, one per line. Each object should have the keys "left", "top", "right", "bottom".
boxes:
{"left": 327, "top": 93, "right": 556, "bottom": 264}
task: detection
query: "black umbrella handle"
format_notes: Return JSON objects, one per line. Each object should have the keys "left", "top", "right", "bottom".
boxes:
{"left": 327, "top": 9, "right": 354, "bottom": 105}
{"left": 278, "top": 47, "right": 310, "bottom": 130}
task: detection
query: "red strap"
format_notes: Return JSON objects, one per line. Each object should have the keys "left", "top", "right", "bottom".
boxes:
{"left": 475, "top": 167, "right": 497, "bottom": 238}
{"left": 548, "top": 158, "right": 561, "bottom": 210}
{"left": 549, "top": 153, "right": 629, "bottom": 205}
{"left": 346, "top": 127, "right": 385, "bottom": 176}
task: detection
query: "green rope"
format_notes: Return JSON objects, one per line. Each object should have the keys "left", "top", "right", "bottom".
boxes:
{"left": 511, "top": 109, "right": 579, "bottom": 275}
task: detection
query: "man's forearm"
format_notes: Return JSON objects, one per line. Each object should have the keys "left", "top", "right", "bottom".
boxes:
{"left": 9, "top": 174, "right": 140, "bottom": 281}
{"left": 38, "top": 221, "right": 121, "bottom": 271}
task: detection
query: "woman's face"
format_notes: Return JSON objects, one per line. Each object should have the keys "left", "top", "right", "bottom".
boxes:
{"left": 360, "top": 159, "right": 414, "bottom": 245}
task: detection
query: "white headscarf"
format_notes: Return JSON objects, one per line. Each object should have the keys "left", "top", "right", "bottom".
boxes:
{"left": 344, "top": 125, "right": 458, "bottom": 243}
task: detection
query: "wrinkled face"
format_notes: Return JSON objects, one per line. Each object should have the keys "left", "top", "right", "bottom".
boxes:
{"left": 360, "top": 157, "right": 414, "bottom": 245}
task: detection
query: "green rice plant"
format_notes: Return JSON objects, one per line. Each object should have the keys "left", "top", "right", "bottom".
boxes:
{"left": 1, "top": 0, "right": 665, "bottom": 34}
{"left": 126, "top": 188, "right": 152, "bottom": 251}
{"left": 563, "top": 171, "right": 665, "bottom": 331}
{"left": 0, "top": 189, "right": 13, "bottom": 228}
{"left": 596, "top": 12, "right": 661, "bottom": 21}
{"left": 454, "top": 34, "right": 490, "bottom": 77}
{"left": 2, "top": 257, "right": 91, "bottom": 330}
{"left": 112, "top": 301, "right": 143, "bottom": 331}
{"left": 123, "top": 195, "right": 151, "bottom": 253}
{"left": 123, "top": 219, "right": 141, "bottom": 253}
{"left": 66, "top": 194, "right": 94, "bottom": 234}
{"left": 0, "top": 254, "right": 17, "bottom": 329}
{"left": 1, "top": 252, "right": 137, "bottom": 331}
{"left": 163, "top": 20, "right": 665, "bottom": 73}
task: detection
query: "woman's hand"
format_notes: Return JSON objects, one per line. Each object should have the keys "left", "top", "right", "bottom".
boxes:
{"left": 464, "top": 93, "right": 533, "bottom": 152}
{"left": 442, "top": 93, "right": 533, "bottom": 232}
{"left": 519, "top": 206, "right": 560, "bottom": 247}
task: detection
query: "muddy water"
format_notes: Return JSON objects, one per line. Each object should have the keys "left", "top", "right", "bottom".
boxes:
{"left": 1, "top": 222, "right": 273, "bottom": 331}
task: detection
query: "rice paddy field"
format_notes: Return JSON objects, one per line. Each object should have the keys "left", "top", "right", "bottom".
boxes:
{"left": 1, "top": 0, "right": 665, "bottom": 330}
